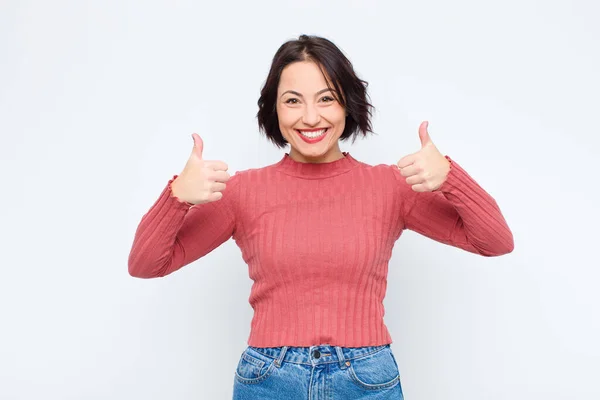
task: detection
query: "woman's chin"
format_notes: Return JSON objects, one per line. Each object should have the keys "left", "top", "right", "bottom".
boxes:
{"left": 296, "top": 145, "right": 327, "bottom": 158}
{"left": 291, "top": 145, "right": 341, "bottom": 163}
{"left": 286, "top": 134, "right": 341, "bottom": 162}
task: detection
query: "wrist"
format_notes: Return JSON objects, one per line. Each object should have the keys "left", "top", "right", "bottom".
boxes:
{"left": 170, "top": 178, "right": 194, "bottom": 207}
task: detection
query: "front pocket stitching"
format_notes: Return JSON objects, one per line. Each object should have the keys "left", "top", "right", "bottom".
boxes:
{"left": 234, "top": 361, "right": 277, "bottom": 384}
{"left": 347, "top": 349, "right": 400, "bottom": 390}
{"left": 242, "top": 352, "right": 265, "bottom": 369}
{"left": 348, "top": 365, "right": 400, "bottom": 390}
{"left": 346, "top": 345, "right": 388, "bottom": 362}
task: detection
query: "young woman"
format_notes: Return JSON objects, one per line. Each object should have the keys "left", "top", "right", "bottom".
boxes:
{"left": 128, "top": 34, "right": 514, "bottom": 399}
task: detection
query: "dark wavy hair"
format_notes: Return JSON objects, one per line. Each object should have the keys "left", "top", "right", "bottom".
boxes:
{"left": 257, "top": 34, "right": 375, "bottom": 148}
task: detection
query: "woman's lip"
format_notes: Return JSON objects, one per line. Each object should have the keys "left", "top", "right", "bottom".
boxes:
{"left": 296, "top": 128, "right": 329, "bottom": 143}
{"left": 296, "top": 128, "right": 329, "bottom": 132}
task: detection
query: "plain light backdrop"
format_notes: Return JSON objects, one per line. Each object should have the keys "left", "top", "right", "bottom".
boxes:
{"left": 1, "top": 0, "right": 598, "bottom": 399}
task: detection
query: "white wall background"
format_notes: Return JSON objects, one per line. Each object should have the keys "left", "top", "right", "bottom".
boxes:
{"left": 1, "top": 0, "right": 598, "bottom": 399}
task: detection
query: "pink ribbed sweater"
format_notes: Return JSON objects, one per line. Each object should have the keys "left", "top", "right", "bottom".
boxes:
{"left": 128, "top": 152, "right": 513, "bottom": 347}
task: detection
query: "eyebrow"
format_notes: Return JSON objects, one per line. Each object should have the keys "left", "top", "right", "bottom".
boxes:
{"left": 280, "top": 88, "right": 336, "bottom": 98}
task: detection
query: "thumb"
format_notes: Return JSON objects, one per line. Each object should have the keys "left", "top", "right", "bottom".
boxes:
{"left": 191, "top": 133, "right": 203, "bottom": 159}
{"left": 419, "top": 121, "right": 431, "bottom": 148}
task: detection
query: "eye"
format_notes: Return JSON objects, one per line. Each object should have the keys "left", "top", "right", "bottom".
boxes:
{"left": 285, "top": 98, "right": 299, "bottom": 104}
{"left": 321, "top": 96, "right": 335, "bottom": 103}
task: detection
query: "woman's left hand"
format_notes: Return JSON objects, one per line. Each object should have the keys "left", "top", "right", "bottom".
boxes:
{"left": 396, "top": 121, "right": 451, "bottom": 192}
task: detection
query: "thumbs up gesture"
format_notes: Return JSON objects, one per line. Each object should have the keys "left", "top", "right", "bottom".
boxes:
{"left": 171, "top": 133, "right": 231, "bottom": 205}
{"left": 396, "top": 121, "right": 451, "bottom": 192}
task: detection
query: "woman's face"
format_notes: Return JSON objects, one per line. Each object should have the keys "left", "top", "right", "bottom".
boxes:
{"left": 276, "top": 60, "right": 346, "bottom": 163}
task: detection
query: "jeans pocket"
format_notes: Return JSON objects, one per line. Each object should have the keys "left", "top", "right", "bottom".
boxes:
{"left": 347, "top": 347, "right": 400, "bottom": 390}
{"left": 234, "top": 347, "right": 277, "bottom": 384}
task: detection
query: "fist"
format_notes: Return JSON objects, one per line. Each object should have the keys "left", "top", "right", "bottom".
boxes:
{"left": 396, "top": 121, "right": 450, "bottom": 192}
{"left": 171, "top": 133, "right": 231, "bottom": 205}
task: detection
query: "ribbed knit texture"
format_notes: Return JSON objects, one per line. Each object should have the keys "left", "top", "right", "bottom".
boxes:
{"left": 128, "top": 152, "right": 513, "bottom": 347}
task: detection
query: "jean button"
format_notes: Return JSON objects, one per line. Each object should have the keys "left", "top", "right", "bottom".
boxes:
{"left": 312, "top": 350, "right": 321, "bottom": 359}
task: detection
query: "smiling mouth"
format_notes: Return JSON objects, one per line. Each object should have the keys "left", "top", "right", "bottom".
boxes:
{"left": 295, "top": 128, "right": 329, "bottom": 139}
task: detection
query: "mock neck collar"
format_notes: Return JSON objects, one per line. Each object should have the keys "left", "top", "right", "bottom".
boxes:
{"left": 274, "top": 151, "right": 360, "bottom": 179}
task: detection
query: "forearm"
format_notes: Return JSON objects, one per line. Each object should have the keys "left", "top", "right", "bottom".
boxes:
{"left": 401, "top": 157, "right": 514, "bottom": 256}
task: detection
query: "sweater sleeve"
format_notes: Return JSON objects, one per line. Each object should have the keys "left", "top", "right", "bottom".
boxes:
{"left": 127, "top": 171, "right": 242, "bottom": 278}
{"left": 392, "top": 156, "right": 514, "bottom": 256}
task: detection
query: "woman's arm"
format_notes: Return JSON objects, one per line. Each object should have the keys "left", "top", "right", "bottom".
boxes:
{"left": 392, "top": 156, "right": 514, "bottom": 256}
{"left": 127, "top": 172, "right": 242, "bottom": 278}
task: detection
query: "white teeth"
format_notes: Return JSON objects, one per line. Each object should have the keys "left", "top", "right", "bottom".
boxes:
{"left": 298, "top": 128, "right": 327, "bottom": 138}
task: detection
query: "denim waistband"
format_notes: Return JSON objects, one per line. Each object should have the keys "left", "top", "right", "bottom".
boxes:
{"left": 248, "top": 344, "right": 391, "bottom": 367}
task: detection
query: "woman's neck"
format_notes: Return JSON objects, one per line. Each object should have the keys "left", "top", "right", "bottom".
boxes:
{"left": 288, "top": 145, "right": 345, "bottom": 164}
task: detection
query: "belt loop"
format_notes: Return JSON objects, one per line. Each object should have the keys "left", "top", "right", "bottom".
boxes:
{"left": 335, "top": 346, "right": 348, "bottom": 369}
{"left": 274, "top": 346, "right": 288, "bottom": 368}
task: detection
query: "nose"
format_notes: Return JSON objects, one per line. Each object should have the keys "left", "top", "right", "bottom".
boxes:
{"left": 302, "top": 103, "right": 321, "bottom": 126}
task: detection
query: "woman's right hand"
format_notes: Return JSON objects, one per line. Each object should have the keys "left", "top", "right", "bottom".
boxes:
{"left": 171, "top": 133, "right": 230, "bottom": 205}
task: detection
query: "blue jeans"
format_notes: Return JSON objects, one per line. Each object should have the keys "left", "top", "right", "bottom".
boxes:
{"left": 232, "top": 343, "right": 404, "bottom": 399}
